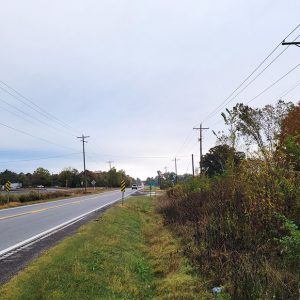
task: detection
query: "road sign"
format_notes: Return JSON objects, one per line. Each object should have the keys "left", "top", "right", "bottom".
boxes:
{"left": 150, "top": 180, "right": 156, "bottom": 187}
{"left": 91, "top": 180, "right": 96, "bottom": 190}
{"left": 120, "top": 180, "right": 126, "bottom": 192}
{"left": 5, "top": 181, "right": 11, "bottom": 193}
{"left": 121, "top": 180, "right": 126, "bottom": 205}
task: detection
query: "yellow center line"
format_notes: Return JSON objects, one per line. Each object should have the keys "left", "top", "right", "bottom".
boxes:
{"left": 0, "top": 199, "right": 87, "bottom": 221}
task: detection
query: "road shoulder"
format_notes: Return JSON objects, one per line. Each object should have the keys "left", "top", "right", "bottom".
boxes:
{"left": 0, "top": 196, "right": 211, "bottom": 299}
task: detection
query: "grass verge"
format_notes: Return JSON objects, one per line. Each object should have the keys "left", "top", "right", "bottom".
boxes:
{"left": 0, "top": 196, "right": 211, "bottom": 300}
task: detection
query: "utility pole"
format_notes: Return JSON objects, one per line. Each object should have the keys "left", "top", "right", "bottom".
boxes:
{"left": 193, "top": 123, "right": 209, "bottom": 174}
{"left": 77, "top": 134, "right": 90, "bottom": 193}
{"left": 106, "top": 160, "right": 114, "bottom": 170}
{"left": 192, "top": 154, "right": 195, "bottom": 178}
{"left": 172, "top": 158, "right": 179, "bottom": 184}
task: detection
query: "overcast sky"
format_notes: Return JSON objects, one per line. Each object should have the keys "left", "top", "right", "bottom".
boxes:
{"left": 0, "top": 0, "right": 299, "bottom": 179}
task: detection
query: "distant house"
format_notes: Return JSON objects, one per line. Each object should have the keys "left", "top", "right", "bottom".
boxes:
{"left": 11, "top": 183, "right": 22, "bottom": 189}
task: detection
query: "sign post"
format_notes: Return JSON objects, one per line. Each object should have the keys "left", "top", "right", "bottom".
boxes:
{"left": 120, "top": 179, "right": 126, "bottom": 205}
{"left": 91, "top": 180, "right": 96, "bottom": 190}
{"left": 5, "top": 181, "right": 11, "bottom": 203}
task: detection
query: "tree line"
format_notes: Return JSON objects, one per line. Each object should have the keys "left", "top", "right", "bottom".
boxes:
{"left": 0, "top": 167, "right": 133, "bottom": 188}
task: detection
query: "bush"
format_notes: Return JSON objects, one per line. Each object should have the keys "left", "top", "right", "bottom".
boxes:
{"left": 158, "top": 162, "right": 300, "bottom": 299}
{"left": 0, "top": 193, "right": 19, "bottom": 203}
{"left": 1, "top": 190, "right": 77, "bottom": 205}
{"left": 18, "top": 191, "right": 70, "bottom": 203}
{"left": 19, "top": 192, "right": 40, "bottom": 202}
{"left": 0, "top": 194, "right": 7, "bottom": 204}
{"left": 8, "top": 194, "right": 19, "bottom": 202}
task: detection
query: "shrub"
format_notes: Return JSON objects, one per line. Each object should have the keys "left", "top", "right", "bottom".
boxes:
{"left": 158, "top": 161, "right": 300, "bottom": 299}
{"left": 0, "top": 194, "right": 7, "bottom": 204}
{"left": 19, "top": 191, "right": 40, "bottom": 202}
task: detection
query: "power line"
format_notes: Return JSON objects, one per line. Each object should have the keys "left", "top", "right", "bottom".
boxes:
{"left": 78, "top": 152, "right": 189, "bottom": 159}
{"left": 0, "top": 96, "right": 75, "bottom": 137}
{"left": 174, "top": 130, "right": 195, "bottom": 156}
{"left": 278, "top": 79, "right": 300, "bottom": 99}
{"left": 204, "top": 37, "right": 299, "bottom": 123}
{"left": 208, "top": 61, "right": 300, "bottom": 127}
{"left": 0, "top": 81, "right": 79, "bottom": 135}
{"left": 201, "top": 24, "right": 300, "bottom": 123}
{"left": 209, "top": 68, "right": 300, "bottom": 129}
{"left": 246, "top": 63, "right": 300, "bottom": 105}
{"left": 85, "top": 153, "right": 105, "bottom": 170}
{"left": 0, "top": 152, "right": 81, "bottom": 165}
{"left": 0, "top": 121, "right": 77, "bottom": 151}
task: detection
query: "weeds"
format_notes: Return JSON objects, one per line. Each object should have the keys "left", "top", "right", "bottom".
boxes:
{"left": 158, "top": 162, "right": 300, "bottom": 299}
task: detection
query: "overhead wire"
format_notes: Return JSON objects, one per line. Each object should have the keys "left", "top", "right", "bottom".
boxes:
{"left": 0, "top": 121, "right": 78, "bottom": 151}
{"left": 175, "top": 130, "right": 196, "bottom": 156}
{"left": 245, "top": 63, "right": 300, "bottom": 105}
{"left": 278, "top": 79, "right": 300, "bottom": 99}
{"left": 0, "top": 152, "right": 81, "bottom": 165}
{"left": 0, "top": 81, "right": 79, "bottom": 135}
{"left": 0, "top": 82, "right": 116, "bottom": 164}
{"left": 195, "top": 24, "right": 299, "bottom": 127}
{"left": 0, "top": 81, "right": 86, "bottom": 163}
{"left": 174, "top": 24, "right": 300, "bottom": 173}
{"left": 202, "top": 27, "right": 300, "bottom": 123}
{"left": 209, "top": 65, "right": 300, "bottom": 128}
{"left": 0, "top": 96, "right": 76, "bottom": 137}
{"left": 204, "top": 34, "right": 300, "bottom": 123}
{"left": 185, "top": 159, "right": 191, "bottom": 174}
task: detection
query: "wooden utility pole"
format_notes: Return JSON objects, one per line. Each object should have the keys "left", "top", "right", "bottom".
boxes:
{"left": 193, "top": 124, "right": 209, "bottom": 174}
{"left": 192, "top": 154, "right": 195, "bottom": 178}
{"left": 106, "top": 160, "right": 114, "bottom": 170}
{"left": 172, "top": 158, "right": 179, "bottom": 184}
{"left": 77, "top": 134, "right": 90, "bottom": 192}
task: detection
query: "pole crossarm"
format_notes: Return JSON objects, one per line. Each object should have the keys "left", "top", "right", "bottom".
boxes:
{"left": 282, "top": 40, "right": 300, "bottom": 47}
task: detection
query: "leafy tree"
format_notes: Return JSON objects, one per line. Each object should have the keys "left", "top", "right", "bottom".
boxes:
{"left": 0, "top": 169, "right": 19, "bottom": 185}
{"left": 222, "top": 100, "right": 293, "bottom": 160}
{"left": 202, "top": 145, "right": 245, "bottom": 177}
{"left": 0, "top": 166, "right": 134, "bottom": 189}
{"left": 58, "top": 168, "right": 81, "bottom": 188}
{"left": 32, "top": 167, "right": 51, "bottom": 186}
{"left": 18, "top": 172, "right": 31, "bottom": 187}
{"left": 278, "top": 103, "right": 300, "bottom": 170}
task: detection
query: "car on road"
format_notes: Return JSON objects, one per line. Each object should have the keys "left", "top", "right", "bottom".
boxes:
{"left": 131, "top": 184, "right": 138, "bottom": 190}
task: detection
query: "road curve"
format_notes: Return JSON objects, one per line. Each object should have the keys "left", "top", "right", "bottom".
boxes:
{"left": 0, "top": 189, "right": 134, "bottom": 255}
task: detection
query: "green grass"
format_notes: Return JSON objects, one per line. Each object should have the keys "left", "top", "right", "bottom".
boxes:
{"left": 0, "top": 196, "right": 211, "bottom": 300}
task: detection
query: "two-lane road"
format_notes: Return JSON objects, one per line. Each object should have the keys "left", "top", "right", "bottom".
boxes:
{"left": 0, "top": 189, "right": 134, "bottom": 255}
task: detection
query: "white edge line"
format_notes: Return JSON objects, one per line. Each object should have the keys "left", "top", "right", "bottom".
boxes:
{"left": 0, "top": 190, "right": 136, "bottom": 257}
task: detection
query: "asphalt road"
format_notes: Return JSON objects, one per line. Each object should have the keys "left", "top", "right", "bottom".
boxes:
{"left": 0, "top": 188, "right": 134, "bottom": 255}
